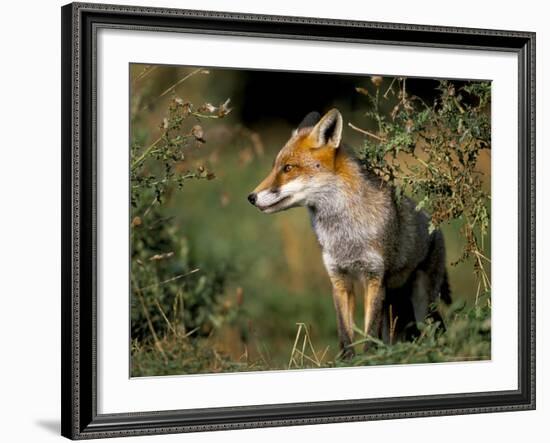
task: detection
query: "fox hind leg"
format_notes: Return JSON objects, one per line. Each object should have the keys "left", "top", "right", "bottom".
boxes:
{"left": 413, "top": 230, "right": 452, "bottom": 329}
{"left": 384, "top": 278, "right": 420, "bottom": 342}
{"left": 411, "top": 270, "right": 430, "bottom": 324}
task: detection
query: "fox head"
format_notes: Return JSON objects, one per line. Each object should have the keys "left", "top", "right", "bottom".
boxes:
{"left": 248, "top": 109, "right": 345, "bottom": 213}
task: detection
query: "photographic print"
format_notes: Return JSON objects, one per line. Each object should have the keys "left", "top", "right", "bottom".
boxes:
{"left": 129, "top": 65, "right": 492, "bottom": 377}
{"left": 62, "top": 5, "right": 535, "bottom": 437}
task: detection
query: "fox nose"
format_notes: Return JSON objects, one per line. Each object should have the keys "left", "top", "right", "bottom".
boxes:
{"left": 247, "top": 193, "right": 257, "bottom": 205}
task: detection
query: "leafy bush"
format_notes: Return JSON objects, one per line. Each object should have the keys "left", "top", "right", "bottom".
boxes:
{"left": 130, "top": 72, "right": 235, "bottom": 346}
{"left": 352, "top": 78, "right": 491, "bottom": 301}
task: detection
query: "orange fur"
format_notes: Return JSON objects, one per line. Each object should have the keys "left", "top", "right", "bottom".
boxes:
{"left": 253, "top": 129, "right": 363, "bottom": 195}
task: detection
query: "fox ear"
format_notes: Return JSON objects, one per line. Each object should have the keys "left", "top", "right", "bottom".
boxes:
{"left": 297, "top": 111, "right": 321, "bottom": 130}
{"left": 308, "top": 109, "right": 343, "bottom": 149}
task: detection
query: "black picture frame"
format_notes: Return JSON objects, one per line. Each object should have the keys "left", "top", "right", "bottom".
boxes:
{"left": 61, "top": 2, "right": 536, "bottom": 439}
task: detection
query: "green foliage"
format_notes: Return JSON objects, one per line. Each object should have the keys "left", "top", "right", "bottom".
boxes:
{"left": 131, "top": 293, "right": 491, "bottom": 375}
{"left": 339, "top": 294, "right": 491, "bottom": 367}
{"left": 130, "top": 71, "right": 235, "bottom": 344}
{"left": 355, "top": 78, "right": 491, "bottom": 297}
{"left": 131, "top": 336, "right": 253, "bottom": 377}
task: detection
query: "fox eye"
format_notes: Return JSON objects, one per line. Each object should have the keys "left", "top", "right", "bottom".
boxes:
{"left": 283, "top": 164, "right": 293, "bottom": 173}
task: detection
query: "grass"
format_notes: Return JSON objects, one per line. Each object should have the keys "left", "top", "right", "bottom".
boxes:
{"left": 340, "top": 298, "right": 491, "bottom": 367}
{"left": 131, "top": 293, "right": 490, "bottom": 377}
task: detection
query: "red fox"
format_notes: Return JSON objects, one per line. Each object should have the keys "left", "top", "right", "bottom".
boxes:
{"left": 248, "top": 109, "right": 451, "bottom": 358}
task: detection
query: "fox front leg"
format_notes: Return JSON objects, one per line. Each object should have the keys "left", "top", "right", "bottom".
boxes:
{"left": 329, "top": 273, "right": 355, "bottom": 359}
{"left": 363, "top": 274, "right": 385, "bottom": 352}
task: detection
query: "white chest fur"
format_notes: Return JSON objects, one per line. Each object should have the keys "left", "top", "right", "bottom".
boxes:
{"left": 309, "top": 197, "right": 386, "bottom": 276}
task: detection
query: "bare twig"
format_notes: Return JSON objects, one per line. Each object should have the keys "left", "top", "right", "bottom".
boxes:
{"left": 319, "top": 345, "right": 330, "bottom": 363}
{"left": 132, "top": 65, "right": 158, "bottom": 85}
{"left": 300, "top": 328, "right": 307, "bottom": 367}
{"left": 383, "top": 77, "right": 398, "bottom": 99}
{"left": 348, "top": 122, "right": 386, "bottom": 142}
{"left": 183, "top": 327, "right": 200, "bottom": 338}
{"left": 473, "top": 249, "right": 491, "bottom": 263}
{"left": 154, "top": 298, "right": 176, "bottom": 335}
{"left": 138, "top": 268, "right": 200, "bottom": 291}
{"left": 288, "top": 323, "right": 303, "bottom": 369}
{"left": 131, "top": 135, "right": 163, "bottom": 170}
{"left": 132, "top": 275, "right": 167, "bottom": 363}
{"left": 142, "top": 197, "right": 159, "bottom": 218}
{"left": 288, "top": 323, "right": 324, "bottom": 368}
{"left": 388, "top": 304, "right": 399, "bottom": 346}
{"left": 159, "top": 68, "right": 205, "bottom": 98}
{"left": 291, "top": 349, "right": 321, "bottom": 366}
